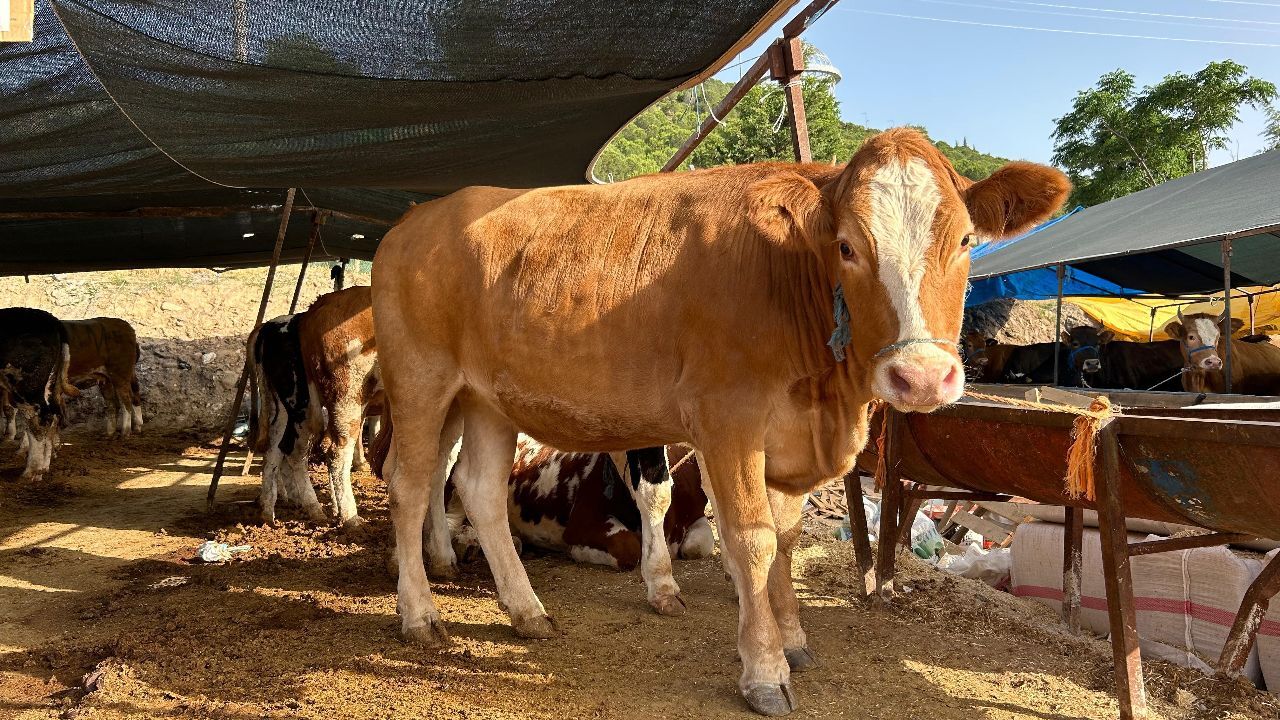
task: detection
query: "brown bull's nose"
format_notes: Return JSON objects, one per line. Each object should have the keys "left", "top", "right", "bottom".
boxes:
{"left": 884, "top": 356, "right": 964, "bottom": 409}
{"left": 1202, "top": 356, "right": 1223, "bottom": 370}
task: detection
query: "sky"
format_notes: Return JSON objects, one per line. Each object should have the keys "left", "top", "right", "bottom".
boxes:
{"left": 716, "top": 0, "right": 1280, "bottom": 166}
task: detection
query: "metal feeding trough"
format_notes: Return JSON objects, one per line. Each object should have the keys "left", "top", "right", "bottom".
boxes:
{"left": 850, "top": 389, "right": 1280, "bottom": 720}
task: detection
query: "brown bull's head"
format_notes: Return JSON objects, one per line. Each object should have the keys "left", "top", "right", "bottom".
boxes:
{"left": 1165, "top": 311, "right": 1244, "bottom": 370}
{"left": 749, "top": 128, "right": 1070, "bottom": 412}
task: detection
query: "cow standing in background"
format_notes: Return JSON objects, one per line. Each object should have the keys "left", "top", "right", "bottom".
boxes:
{"left": 1061, "top": 325, "right": 1184, "bottom": 391}
{"left": 1166, "top": 312, "right": 1280, "bottom": 395}
{"left": 370, "top": 128, "right": 1069, "bottom": 715}
{"left": 249, "top": 286, "right": 380, "bottom": 526}
{"left": 960, "top": 331, "right": 1016, "bottom": 383}
{"left": 63, "top": 318, "right": 143, "bottom": 437}
{"left": 0, "top": 308, "right": 76, "bottom": 482}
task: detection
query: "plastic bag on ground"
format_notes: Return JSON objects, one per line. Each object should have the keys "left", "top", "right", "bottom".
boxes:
{"left": 937, "top": 543, "right": 1012, "bottom": 588}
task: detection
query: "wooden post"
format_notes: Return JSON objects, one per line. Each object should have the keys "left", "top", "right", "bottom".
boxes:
{"left": 1222, "top": 239, "right": 1234, "bottom": 393}
{"left": 1095, "top": 422, "right": 1147, "bottom": 719}
{"left": 1218, "top": 551, "right": 1280, "bottom": 676}
{"left": 1062, "top": 505, "right": 1084, "bottom": 634}
{"left": 1053, "top": 263, "right": 1065, "bottom": 386}
{"left": 289, "top": 212, "right": 326, "bottom": 314}
{"left": 770, "top": 37, "right": 812, "bottom": 163}
{"left": 208, "top": 188, "right": 297, "bottom": 510}
{"left": 843, "top": 472, "right": 875, "bottom": 598}
{"left": 875, "top": 409, "right": 903, "bottom": 600}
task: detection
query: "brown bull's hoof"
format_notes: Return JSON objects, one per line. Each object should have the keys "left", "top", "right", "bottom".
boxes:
{"left": 743, "top": 683, "right": 797, "bottom": 716}
{"left": 650, "top": 593, "right": 687, "bottom": 617}
{"left": 784, "top": 647, "right": 819, "bottom": 672}
{"left": 403, "top": 620, "right": 451, "bottom": 648}
{"left": 512, "top": 613, "right": 560, "bottom": 639}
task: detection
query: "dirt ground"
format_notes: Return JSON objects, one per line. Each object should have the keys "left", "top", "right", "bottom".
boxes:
{"left": 1, "top": 433, "right": 1276, "bottom": 720}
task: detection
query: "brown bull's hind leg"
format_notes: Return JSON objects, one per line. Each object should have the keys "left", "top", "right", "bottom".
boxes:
{"left": 768, "top": 487, "right": 815, "bottom": 673}
{"left": 698, "top": 437, "right": 793, "bottom": 717}
{"left": 452, "top": 400, "right": 557, "bottom": 639}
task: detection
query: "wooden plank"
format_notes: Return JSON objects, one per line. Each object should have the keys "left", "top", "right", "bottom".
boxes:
{"left": 1, "top": 0, "right": 34, "bottom": 42}
{"left": 949, "top": 511, "right": 1013, "bottom": 544}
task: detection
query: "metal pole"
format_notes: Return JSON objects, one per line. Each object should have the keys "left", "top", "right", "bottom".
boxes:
{"left": 1147, "top": 307, "right": 1157, "bottom": 343}
{"left": 1053, "top": 263, "right": 1065, "bottom": 386}
{"left": 1248, "top": 294, "right": 1256, "bottom": 335}
{"left": 773, "top": 37, "right": 812, "bottom": 163}
{"left": 289, "top": 212, "right": 326, "bottom": 314}
{"left": 661, "top": 0, "right": 840, "bottom": 172}
{"left": 1222, "top": 239, "right": 1234, "bottom": 394}
{"left": 208, "top": 188, "right": 297, "bottom": 510}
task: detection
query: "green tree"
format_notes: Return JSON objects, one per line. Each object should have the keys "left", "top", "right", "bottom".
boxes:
{"left": 1265, "top": 106, "right": 1280, "bottom": 151}
{"left": 595, "top": 43, "right": 1010, "bottom": 182}
{"left": 1052, "top": 61, "right": 1276, "bottom": 207}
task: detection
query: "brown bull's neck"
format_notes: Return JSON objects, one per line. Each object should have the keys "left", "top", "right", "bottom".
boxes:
{"left": 768, "top": 248, "right": 871, "bottom": 482}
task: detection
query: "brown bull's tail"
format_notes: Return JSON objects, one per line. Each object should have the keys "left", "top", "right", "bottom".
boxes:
{"left": 369, "top": 401, "right": 393, "bottom": 479}
{"left": 55, "top": 342, "right": 78, "bottom": 427}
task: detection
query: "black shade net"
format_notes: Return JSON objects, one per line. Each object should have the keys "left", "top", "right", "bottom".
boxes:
{"left": 0, "top": 0, "right": 791, "bottom": 274}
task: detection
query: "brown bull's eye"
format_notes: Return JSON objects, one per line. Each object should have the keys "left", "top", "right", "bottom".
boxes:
{"left": 961, "top": 233, "right": 974, "bottom": 248}
{"left": 839, "top": 241, "right": 853, "bottom": 259}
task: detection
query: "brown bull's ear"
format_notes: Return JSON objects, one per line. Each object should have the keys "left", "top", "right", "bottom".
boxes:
{"left": 964, "top": 162, "right": 1071, "bottom": 240}
{"left": 1164, "top": 321, "right": 1184, "bottom": 339}
{"left": 748, "top": 172, "right": 832, "bottom": 253}
{"left": 1227, "top": 317, "right": 1245, "bottom": 335}
{"left": 1099, "top": 330, "right": 1115, "bottom": 344}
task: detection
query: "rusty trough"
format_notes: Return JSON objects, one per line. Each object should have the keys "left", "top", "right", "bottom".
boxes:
{"left": 852, "top": 390, "right": 1280, "bottom": 720}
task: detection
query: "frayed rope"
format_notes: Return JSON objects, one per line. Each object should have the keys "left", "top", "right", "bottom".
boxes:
{"left": 965, "top": 391, "right": 1117, "bottom": 501}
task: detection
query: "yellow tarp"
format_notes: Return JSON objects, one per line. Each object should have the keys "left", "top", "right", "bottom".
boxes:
{"left": 1072, "top": 287, "right": 1280, "bottom": 342}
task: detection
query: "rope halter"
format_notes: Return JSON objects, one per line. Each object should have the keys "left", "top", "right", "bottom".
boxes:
{"left": 826, "top": 284, "right": 955, "bottom": 362}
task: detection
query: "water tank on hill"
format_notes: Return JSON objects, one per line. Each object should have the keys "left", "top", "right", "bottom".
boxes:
{"left": 803, "top": 46, "right": 841, "bottom": 85}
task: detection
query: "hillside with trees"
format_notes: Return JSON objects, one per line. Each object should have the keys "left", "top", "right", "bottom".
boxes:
{"left": 594, "top": 75, "right": 1009, "bottom": 182}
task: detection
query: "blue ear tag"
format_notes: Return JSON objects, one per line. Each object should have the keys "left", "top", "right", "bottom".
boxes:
{"left": 827, "top": 284, "right": 852, "bottom": 362}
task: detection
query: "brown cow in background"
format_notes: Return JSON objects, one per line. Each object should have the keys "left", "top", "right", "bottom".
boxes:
{"left": 250, "top": 286, "right": 380, "bottom": 526}
{"left": 62, "top": 318, "right": 143, "bottom": 437}
{"left": 1166, "top": 312, "right": 1280, "bottom": 395}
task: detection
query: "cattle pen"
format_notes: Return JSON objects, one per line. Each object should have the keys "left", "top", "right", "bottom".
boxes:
{"left": 4, "top": 0, "right": 1280, "bottom": 719}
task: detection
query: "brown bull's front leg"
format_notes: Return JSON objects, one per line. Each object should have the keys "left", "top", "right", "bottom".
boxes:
{"left": 767, "top": 487, "right": 816, "bottom": 673}
{"left": 699, "top": 443, "right": 794, "bottom": 716}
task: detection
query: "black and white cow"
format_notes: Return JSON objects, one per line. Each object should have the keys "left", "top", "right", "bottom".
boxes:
{"left": 0, "top": 308, "right": 75, "bottom": 482}
{"left": 433, "top": 440, "right": 713, "bottom": 616}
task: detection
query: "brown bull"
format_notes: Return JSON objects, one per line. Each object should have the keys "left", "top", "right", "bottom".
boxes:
{"left": 62, "top": 318, "right": 143, "bottom": 437}
{"left": 369, "top": 128, "right": 1068, "bottom": 715}
{"left": 1166, "top": 312, "right": 1280, "bottom": 395}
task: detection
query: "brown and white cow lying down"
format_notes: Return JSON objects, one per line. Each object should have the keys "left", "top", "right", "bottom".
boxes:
{"left": 441, "top": 438, "right": 713, "bottom": 604}
{"left": 248, "top": 286, "right": 380, "bottom": 526}
{"left": 370, "top": 128, "right": 1069, "bottom": 715}
{"left": 0, "top": 308, "right": 76, "bottom": 482}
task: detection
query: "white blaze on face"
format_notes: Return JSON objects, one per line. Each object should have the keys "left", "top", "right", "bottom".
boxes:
{"left": 1187, "top": 316, "right": 1225, "bottom": 369}
{"left": 867, "top": 157, "right": 941, "bottom": 343}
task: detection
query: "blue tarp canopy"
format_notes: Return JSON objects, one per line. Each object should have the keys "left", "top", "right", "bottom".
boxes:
{"left": 967, "top": 150, "right": 1280, "bottom": 301}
